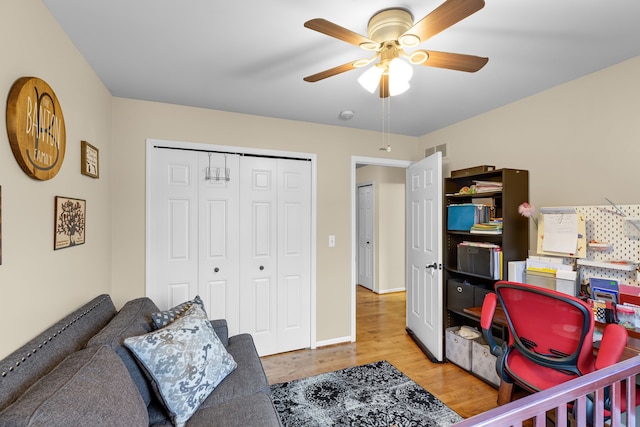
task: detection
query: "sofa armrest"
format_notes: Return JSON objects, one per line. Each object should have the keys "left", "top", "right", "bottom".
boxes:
{"left": 210, "top": 319, "right": 229, "bottom": 347}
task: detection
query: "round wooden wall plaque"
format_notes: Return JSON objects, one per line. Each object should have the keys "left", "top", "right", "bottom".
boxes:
{"left": 6, "top": 77, "right": 66, "bottom": 180}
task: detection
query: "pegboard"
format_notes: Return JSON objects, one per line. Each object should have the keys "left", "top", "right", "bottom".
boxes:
{"left": 559, "top": 204, "right": 640, "bottom": 287}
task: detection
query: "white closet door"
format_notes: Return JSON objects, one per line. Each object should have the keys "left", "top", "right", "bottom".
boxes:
{"left": 198, "top": 153, "right": 240, "bottom": 335}
{"left": 239, "top": 156, "right": 278, "bottom": 355}
{"left": 149, "top": 148, "right": 199, "bottom": 310}
{"left": 149, "top": 144, "right": 311, "bottom": 357}
{"left": 276, "top": 158, "right": 311, "bottom": 353}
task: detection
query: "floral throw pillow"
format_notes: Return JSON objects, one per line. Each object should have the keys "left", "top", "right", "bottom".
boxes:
{"left": 124, "top": 304, "right": 237, "bottom": 427}
{"left": 150, "top": 295, "right": 206, "bottom": 329}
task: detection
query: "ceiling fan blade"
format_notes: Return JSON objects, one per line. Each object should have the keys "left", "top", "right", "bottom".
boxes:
{"left": 305, "top": 18, "right": 377, "bottom": 48}
{"left": 303, "top": 61, "right": 359, "bottom": 82}
{"left": 379, "top": 74, "right": 390, "bottom": 98}
{"left": 400, "top": 0, "right": 485, "bottom": 45}
{"left": 418, "top": 50, "right": 488, "bottom": 72}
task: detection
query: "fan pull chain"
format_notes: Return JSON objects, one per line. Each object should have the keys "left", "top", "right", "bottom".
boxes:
{"left": 380, "top": 93, "right": 392, "bottom": 152}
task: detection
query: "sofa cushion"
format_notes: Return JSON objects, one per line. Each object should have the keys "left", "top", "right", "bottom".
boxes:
{"left": 209, "top": 319, "right": 229, "bottom": 347}
{"left": 86, "top": 297, "right": 159, "bottom": 406}
{"left": 151, "top": 295, "right": 206, "bottom": 329}
{"left": 198, "top": 333, "right": 270, "bottom": 409}
{"left": 185, "top": 392, "right": 283, "bottom": 427}
{"left": 0, "top": 345, "right": 148, "bottom": 427}
{"left": 124, "top": 305, "right": 237, "bottom": 427}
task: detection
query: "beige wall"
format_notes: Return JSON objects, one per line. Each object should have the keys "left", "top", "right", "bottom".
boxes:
{"left": 419, "top": 56, "right": 640, "bottom": 251}
{"left": 356, "top": 166, "right": 406, "bottom": 293}
{"left": 111, "top": 99, "right": 418, "bottom": 344}
{"left": 1, "top": 0, "right": 113, "bottom": 358}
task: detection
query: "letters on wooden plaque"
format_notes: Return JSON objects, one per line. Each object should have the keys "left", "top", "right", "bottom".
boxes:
{"left": 6, "top": 77, "right": 66, "bottom": 180}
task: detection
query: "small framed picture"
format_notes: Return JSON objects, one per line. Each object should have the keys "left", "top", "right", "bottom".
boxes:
{"left": 81, "top": 140, "right": 99, "bottom": 178}
{"left": 54, "top": 196, "right": 86, "bottom": 250}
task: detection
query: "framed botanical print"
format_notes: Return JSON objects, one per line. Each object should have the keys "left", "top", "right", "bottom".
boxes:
{"left": 81, "top": 140, "right": 99, "bottom": 178}
{"left": 54, "top": 196, "right": 86, "bottom": 250}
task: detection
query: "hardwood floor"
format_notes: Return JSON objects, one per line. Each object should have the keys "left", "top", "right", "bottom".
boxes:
{"left": 261, "top": 285, "right": 499, "bottom": 420}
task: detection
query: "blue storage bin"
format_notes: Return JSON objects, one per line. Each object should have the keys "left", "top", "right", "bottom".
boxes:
{"left": 447, "top": 204, "right": 489, "bottom": 231}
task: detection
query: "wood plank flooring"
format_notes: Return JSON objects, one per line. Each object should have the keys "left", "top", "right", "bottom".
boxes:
{"left": 261, "top": 285, "right": 499, "bottom": 420}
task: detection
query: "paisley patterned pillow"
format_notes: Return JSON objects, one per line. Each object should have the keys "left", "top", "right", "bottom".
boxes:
{"left": 150, "top": 295, "right": 206, "bottom": 329}
{"left": 124, "top": 304, "right": 237, "bottom": 427}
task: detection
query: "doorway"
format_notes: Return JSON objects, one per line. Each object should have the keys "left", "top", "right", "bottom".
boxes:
{"left": 350, "top": 157, "right": 412, "bottom": 341}
{"left": 356, "top": 183, "right": 374, "bottom": 291}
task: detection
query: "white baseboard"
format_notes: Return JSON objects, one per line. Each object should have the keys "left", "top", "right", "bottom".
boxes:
{"left": 315, "top": 336, "right": 353, "bottom": 348}
{"left": 376, "top": 287, "right": 406, "bottom": 294}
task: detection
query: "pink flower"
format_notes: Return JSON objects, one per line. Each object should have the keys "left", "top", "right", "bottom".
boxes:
{"left": 518, "top": 202, "right": 538, "bottom": 226}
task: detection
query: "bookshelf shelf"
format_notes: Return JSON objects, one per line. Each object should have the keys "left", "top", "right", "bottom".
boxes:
{"left": 576, "top": 259, "right": 637, "bottom": 272}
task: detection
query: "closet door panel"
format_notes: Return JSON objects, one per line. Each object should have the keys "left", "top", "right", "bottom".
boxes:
{"left": 149, "top": 149, "right": 199, "bottom": 310}
{"left": 199, "top": 153, "right": 240, "bottom": 335}
{"left": 277, "top": 159, "right": 311, "bottom": 353}
{"left": 240, "top": 157, "right": 278, "bottom": 356}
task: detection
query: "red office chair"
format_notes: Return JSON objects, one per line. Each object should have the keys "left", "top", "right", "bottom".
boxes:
{"left": 481, "top": 281, "right": 634, "bottom": 422}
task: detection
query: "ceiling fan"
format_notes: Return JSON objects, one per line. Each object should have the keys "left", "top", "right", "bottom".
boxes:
{"left": 303, "top": 0, "right": 488, "bottom": 97}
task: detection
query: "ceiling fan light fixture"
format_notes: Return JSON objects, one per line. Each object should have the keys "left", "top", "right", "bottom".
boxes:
{"left": 388, "top": 58, "right": 412, "bottom": 96}
{"left": 389, "top": 57, "right": 413, "bottom": 81}
{"left": 359, "top": 41, "right": 380, "bottom": 51}
{"left": 398, "top": 33, "right": 421, "bottom": 48}
{"left": 358, "top": 65, "right": 383, "bottom": 93}
{"left": 389, "top": 79, "right": 410, "bottom": 96}
{"left": 367, "top": 9, "right": 413, "bottom": 43}
{"left": 353, "top": 57, "right": 374, "bottom": 68}
{"left": 409, "top": 50, "right": 429, "bottom": 65}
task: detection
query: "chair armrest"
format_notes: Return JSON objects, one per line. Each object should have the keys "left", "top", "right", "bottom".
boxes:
{"left": 210, "top": 319, "right": 229, "bottom": 347}
{"left": 595, "top": 323, "right": 628, "bottom": 370}
{"left": 480, "top": 293, "right": 497, "bottom": 331}
{"left": 481, "top": 293, "right": 501, "bottom": 356}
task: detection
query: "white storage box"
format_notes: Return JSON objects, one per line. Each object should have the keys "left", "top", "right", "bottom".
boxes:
{"left": 445, "top": 326, "right": 480, "bottom": 371}
{"left": 471, "top": 339, "right": 500, "bottom": 387}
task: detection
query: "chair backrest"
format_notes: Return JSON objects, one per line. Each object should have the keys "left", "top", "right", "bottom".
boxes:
{"left": 496, "top": 281, "right": 595, "bottom": 376}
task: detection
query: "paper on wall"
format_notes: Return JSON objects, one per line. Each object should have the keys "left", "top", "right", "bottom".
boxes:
{"left": 541, "top": 208, "right": 579, "bottom": 255}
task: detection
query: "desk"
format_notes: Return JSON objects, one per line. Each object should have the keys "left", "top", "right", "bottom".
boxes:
{"left": 462, "top": 305, "right": 640, "bottom": 405}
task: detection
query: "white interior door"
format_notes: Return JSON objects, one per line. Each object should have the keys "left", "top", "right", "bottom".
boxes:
{"left": 149, "top": 147, "right": 199, "bottom": 310}
{"left": 149, "top": 143, "right": 312, "bottom": 357}
{"left": 239, "top": 156, "right": 278, "bottom": 355}
{"left": 198, "top": 153, "right": 240, "bottom": 335}
{"left": 276, "top": 158, "right": 311, "bottom": 354}
{"left": 357, "top": 184, "right": 374, "bottom": 291}
{"left": 406, "top": 152, "right": 443, "bottom": 361}
{"left": 239, "top": 156, "right": 311, "bottom": 356}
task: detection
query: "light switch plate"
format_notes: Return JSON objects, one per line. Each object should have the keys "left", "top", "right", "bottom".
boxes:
{"left": 329, "top": 235, "right": 335, "bottom": 247}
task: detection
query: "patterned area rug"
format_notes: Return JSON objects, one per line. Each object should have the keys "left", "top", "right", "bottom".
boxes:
{"left": 270, "top": 360, "right": 463, "bottom": 427}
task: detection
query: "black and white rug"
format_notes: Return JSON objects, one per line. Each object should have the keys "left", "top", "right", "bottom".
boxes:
{"left": 270, "top": 360, "right": 463, "bottom": 427}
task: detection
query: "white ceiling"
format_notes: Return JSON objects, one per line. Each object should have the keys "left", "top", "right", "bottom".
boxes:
{"left": 42, "top": 0, "right": 640, "bottom": 137}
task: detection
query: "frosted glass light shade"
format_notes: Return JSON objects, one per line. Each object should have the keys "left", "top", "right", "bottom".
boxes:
{"left": 388, "top": 58, "right": 413, "bottom": 96}
{"left": 357, "top": 65, "right": 383, "bottom": 93}
{"left": 389, "top": 79, "right": 410, "bottom": 96}
{"left": 389, "top": 58, "right": 412, "bottom": 81}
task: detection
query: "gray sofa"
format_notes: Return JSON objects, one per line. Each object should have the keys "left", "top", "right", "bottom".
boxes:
{"left": 0, "top": 294, "right": 282, "bottom": 426}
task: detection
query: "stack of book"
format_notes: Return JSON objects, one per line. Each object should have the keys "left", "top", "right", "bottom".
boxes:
{"left": 470, "top": 221, "right": 503, "bottom": 234}
{"left": 473, "top": 180, "right": 503, "bottom": 193}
